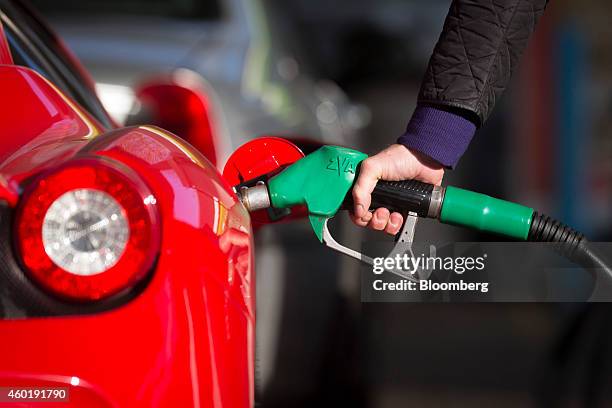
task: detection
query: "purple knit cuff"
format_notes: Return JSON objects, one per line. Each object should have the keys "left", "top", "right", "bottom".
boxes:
{"left": 397, "top": 107, "right": 476, "bottom": 168}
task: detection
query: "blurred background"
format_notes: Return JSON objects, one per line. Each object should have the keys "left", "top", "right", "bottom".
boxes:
{"left": 32, "top": 0, "right": 612, "bottom": 406}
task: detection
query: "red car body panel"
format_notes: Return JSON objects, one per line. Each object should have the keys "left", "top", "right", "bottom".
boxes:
{"left": 0, "top": 66, "right": 103, "bottom": 183}
{"left": 0, "top": 31, "right": 255, "bottom": 408}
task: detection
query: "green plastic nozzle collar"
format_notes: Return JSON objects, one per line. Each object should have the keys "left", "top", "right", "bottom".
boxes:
{"left": 439, "top": 186, "right": 534, "bottom": 240}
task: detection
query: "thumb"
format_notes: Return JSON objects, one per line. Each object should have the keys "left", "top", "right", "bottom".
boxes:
{"left": 352, "top": 159, "right": 380, "bottom": 218}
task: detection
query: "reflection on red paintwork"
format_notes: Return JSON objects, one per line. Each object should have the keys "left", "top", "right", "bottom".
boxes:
{"left": 0, "top": 66, "right": 103, "bottom": 187}
{"left": 219, "top": 227, "right": 252, "bottom": 302}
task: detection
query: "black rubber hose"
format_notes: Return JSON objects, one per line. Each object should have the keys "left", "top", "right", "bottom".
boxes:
{"left": 573, "top": 241, "right": 612, "bottom": 284}
{"left": 528, "top": 211, "right": 612, "bottom": 283}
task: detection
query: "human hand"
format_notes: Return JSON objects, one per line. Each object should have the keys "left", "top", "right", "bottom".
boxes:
{"left": 351, "top": 144, "right": 444, "bottom": 235}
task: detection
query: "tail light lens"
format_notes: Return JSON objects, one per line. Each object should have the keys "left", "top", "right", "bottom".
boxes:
{"left": 15, "top": 160, "right": 160, "bottom": 302}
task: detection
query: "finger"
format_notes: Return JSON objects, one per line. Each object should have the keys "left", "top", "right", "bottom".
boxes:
{"left": 350, "top": 213, "right": 369, "bottom": 227}
{"left": 360, "top": 211, "right": 373, "bottom": 224}
{"left": 369, "top": 207, "right": 389, "bottom": 231}
{"left": 352, "top": 159, "right": 380, "bottom": 218}
{"left": 385, "top": 212, "right": 404, "bottom": 235}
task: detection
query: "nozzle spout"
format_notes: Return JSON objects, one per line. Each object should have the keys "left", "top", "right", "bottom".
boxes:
{"left": 239, "top": 184, "right": 271, "bottom": 212}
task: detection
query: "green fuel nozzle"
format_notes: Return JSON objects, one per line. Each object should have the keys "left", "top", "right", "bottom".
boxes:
{"left": 238, "top": 145, "right": 592, "bottom": 277}
{"left": 241, "top": 145, "right": 535, "bottom": 239}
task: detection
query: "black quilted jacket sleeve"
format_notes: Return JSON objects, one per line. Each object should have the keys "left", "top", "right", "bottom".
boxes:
{"left": 418, "top": 0, "right": 548, "bottom": 126}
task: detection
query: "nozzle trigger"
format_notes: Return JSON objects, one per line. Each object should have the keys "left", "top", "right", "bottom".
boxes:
{"left": 320, "top": 212, "right": 428, "bottom": 282}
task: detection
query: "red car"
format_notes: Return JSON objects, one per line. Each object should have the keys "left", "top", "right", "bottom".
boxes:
{"left": 0, "top": 1, "right": 303, "bottom": 406}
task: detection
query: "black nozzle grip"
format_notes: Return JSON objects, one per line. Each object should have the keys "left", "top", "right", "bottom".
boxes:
{"left": 343, "top": 179, "right": 434, "bottom": 217}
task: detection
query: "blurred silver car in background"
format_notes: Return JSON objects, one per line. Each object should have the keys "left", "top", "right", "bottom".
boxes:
{"left": 33, "top": 0, "right": 368, "bottom": 402}
{"left": 35, "top": 0, "right": 368, "bottom": 162}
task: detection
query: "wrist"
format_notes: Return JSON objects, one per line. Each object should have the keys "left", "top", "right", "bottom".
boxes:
{"left": 396, "top": 143, "right": 444, "bottom": 170}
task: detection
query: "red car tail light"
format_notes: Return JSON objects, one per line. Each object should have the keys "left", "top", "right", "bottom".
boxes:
{"left": 15, "top": 159, "right": 160, "bottom": 302}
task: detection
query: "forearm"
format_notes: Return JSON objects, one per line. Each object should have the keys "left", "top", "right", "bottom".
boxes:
{"left": 399, "top": 0, "right": 548, "bottom": 168}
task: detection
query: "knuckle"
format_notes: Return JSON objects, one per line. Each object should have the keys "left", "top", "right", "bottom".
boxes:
{"left": 361, "top": 158, "right": 377, "bottom": 172}
{"left": 371, "top": 217, "right": 384, "bottom": 229}
{"left": 353, "top": 219, "right": 366, "bottom": 227}
{"left": 376, "top": 208, "right": 389, "bottom": 219}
